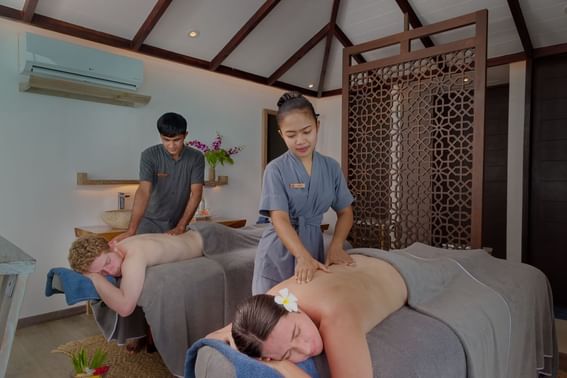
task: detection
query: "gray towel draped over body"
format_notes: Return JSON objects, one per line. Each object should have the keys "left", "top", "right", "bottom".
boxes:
{"left": 350, "top": 243, "right": 556, "bottom": 378}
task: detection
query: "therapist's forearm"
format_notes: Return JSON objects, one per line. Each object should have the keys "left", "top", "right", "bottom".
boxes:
{"left": 127, "top": 183, "right": 151, "bottom": 234}
{"left": 271, "top": 211, "right": 312, "bottom": 259}
{"left": 175, "top": 185, "right": 202, "bottom": 229}
{"left": 330, "top": 206, "right": 353, "bottom": 247}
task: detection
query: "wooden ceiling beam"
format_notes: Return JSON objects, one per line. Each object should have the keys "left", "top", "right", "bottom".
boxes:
{"left": 15, "top": 3, "right": 567, "bottom": 97}
{"left": 487, "top": 51, "right": 526, "bottom": 67}
{"left": 0, "top": 4, "right": 23, "bottom": 19}
{"left": 131, "top": 0, "right": 172, "bottom": 51}
{"left": 140, "top": 45, "right": 318, "bottom": 96}
{"left": 507, "top": 0, "right": 533, "bottom": 57}
{"left": 21, "top": 0, "right": 39, "bottom": 23}
{"left": 334, "top": 25, "right": 366, "bottom": 64}
{"left": 393, "top": 0, "right": 434, "bottom": 48}
{"left": 317, "top": 0, "right": 340, "bottom": 97}
{"left": 210, "top": 0, "right": 280, "bottom": 71}
{"left": 31, "top": 14, "right": 131, "bottom": 48}
{"left": 139, "top": 44, "right": 210, "bottom": 69}
{"left": 268, "top": 23, "right": 330, "bottom": 86}
{"left": 534, "top": 42, "right": 567, "bottom": 58}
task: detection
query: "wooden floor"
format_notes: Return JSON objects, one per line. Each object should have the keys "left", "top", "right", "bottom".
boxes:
{"left": 6, "top": 313, "right": 100, "bottom": 378}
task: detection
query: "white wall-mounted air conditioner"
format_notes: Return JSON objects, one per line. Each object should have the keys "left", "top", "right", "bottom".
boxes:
{"left": 18, "top": 32, "right": 144, "bottom": 92}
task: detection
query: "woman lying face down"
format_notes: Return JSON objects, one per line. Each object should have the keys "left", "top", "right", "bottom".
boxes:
{"left": 232, "top": 294, "right": 324, "bottom": 363}
{"left": 210, "top": 254, "right": 408, "bottom": 378}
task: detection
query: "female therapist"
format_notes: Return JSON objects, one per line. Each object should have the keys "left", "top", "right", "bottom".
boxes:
{"left": 252, "top": 92, "right": 354, "bottom": 295}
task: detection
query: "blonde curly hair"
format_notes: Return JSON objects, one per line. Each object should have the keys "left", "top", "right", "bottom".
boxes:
{"left": 68, "top": 235, "right": 109, "bottom": 273}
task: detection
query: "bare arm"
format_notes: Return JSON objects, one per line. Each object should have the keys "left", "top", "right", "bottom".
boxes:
{"left": 271, "top": 210, "right": 328, "bottom": 283}
{"left": 325, "top": 205, "right": 354, "bottom": 266}
{"left": 109, "top": 181, "right": 152, "bottom": 246}
{"left": 168, "top": 183, "right": 203, "bottom": 235}
{"left": 85, "top": 255, "right": 146, "bottom": 317}
{"left": 319, "top": 313, "right": 372, "bottom": 378}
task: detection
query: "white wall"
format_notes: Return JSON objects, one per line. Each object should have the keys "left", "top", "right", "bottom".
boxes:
{"left": 0, "top": 18, "right": 344, "bottom": 318}
{"left": 316, "top": 95, "right": 343, "bottom": 228}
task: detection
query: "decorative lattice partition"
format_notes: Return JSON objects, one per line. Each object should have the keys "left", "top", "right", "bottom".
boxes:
{"left": 342, "top": 11, "right": 487, "bottom": 250}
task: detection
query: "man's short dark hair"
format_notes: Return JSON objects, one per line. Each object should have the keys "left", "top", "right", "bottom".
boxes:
{"left": 157, "top": 112, "right": 187, "bottom": 137}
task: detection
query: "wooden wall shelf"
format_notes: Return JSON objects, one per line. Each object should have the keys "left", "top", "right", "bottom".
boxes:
{"left": 204, "top": 175, "right": 228, "bottom": 187}
{"left": 77, "top": 172, "right": 138, "bottom": 186}
{"left": 77, "top": 172, "right": 228, "bottom": 187}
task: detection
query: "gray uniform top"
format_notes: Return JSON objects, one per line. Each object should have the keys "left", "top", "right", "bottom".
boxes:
{"left": 138, "top": 144, "right": 204, "bottom": 232}
{"left": 252, "top": 151, "right": 354, "bottom": 294}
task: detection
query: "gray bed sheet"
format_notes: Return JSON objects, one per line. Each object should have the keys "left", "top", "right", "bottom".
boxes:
{"left": 353, "top": 244, "right": 557, "bottom": 378}
{"left": 92, "top": 224, "right": 556, "bottom": 378}
{"left": 194, "top": 243, "right": 557, "bottom": 378}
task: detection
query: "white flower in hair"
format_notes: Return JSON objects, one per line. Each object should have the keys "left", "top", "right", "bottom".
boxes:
{"left": 274, "top": 288, "right": 299, "bottom": 312}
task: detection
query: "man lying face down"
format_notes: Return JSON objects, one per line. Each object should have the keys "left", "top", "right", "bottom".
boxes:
{"left": 68, "top": 230, "right": 203, "bottom": 317}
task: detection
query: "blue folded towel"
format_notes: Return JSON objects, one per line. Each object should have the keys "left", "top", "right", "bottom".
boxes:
{"left": 45, "top": 267, "right": 117, "bottom": 305}
{"left": 184, "top": 338, "right": 319, "bottom": 378}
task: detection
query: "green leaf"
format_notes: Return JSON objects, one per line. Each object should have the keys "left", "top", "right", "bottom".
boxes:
{"left": 70, "top": 347, "right": 107, "bottom": 373}
{"left": 71, "top": 348, "right": 88, "bottom": 373}
{"left": 89, "top": 348, "right": 107, "bottom": 368}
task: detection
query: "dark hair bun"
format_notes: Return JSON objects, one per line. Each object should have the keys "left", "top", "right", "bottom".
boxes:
{"left": 277, "top": 91, "right": 303, "bottom": 108}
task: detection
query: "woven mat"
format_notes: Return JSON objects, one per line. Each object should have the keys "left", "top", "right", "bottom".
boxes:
{"left": 53, "top": 335, "right": 173, "bottom": 377}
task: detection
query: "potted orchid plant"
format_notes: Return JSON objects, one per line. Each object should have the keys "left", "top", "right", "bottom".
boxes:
{"left": 187, "top": 132, "right": 243, "bottom": 182}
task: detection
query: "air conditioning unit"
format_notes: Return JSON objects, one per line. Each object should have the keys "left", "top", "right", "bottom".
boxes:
{"left": 19, "top": 32, "right": 143, "bottom": 91}
{"left": 18, "top": 32, "right": 150, "bottom": 106}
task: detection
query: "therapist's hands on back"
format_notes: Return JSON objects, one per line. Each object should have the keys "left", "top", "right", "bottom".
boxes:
{"left": 295, "top": 254, "right": 329, "bottom": 284}
{"left": 325, "top": 243, "right": 355, "bottom": 267}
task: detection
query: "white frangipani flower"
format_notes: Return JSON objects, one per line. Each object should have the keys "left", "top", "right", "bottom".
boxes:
{"left": 274, "top": 288, "right": 298, "bottom": 312}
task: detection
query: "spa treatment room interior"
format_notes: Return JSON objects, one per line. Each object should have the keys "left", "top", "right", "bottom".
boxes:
{"left": 1, "top": 0, "right": 567, "bottom": 377}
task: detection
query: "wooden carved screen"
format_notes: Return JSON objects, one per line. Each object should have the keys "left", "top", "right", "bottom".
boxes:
{"left": 342, "top": 11, "right": 487, "bottom": 250}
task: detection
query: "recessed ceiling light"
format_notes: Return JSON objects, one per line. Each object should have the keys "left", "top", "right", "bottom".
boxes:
{"left": 308, "top": 83, "right": 315, "bottom": 88}
{"left": 187, "top": 30, "right": 199, "bottom": 38}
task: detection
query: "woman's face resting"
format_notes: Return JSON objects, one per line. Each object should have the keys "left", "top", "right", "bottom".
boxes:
{"left": 261, "top": 311, "right": 324, "bottom": 363}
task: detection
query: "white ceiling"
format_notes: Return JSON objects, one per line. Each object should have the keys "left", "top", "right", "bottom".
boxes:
{"left": 1, "top": 0, "right": 566, "bottom": 93}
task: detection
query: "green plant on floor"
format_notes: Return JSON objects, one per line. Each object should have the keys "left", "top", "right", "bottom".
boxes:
{"left": 70, "top": 347, "right": 109, "bottom": 377}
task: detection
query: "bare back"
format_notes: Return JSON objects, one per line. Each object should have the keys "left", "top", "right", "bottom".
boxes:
{"left": 116, "top": 230, "right": 204, "bottom": 267}
{"left": 267, "top": 254, "right": 407, "bottom": 377}
{"left": 268, "top": 254, "right": 407, "bottom": 333}
{"left": 93, "top": 230, "right": 203, "bottom": 317}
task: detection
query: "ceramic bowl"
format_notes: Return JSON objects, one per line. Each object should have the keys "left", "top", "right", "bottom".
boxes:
{"left": 101, "top": 210, "right": 132, "bottom": 229}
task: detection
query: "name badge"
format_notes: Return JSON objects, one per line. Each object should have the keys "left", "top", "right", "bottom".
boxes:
{"left": 289, "top": 183, "right": 305, "bottom": 189}
{"left": 157, "top": 172, "right": 169, "bottom": 177}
